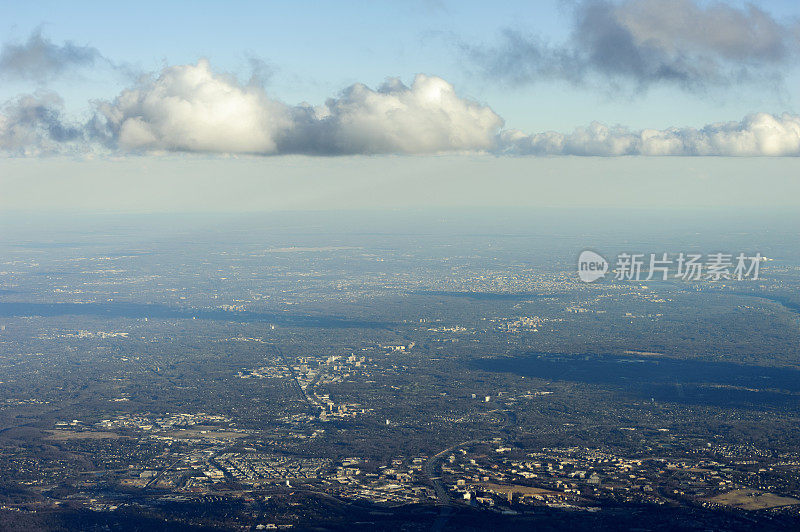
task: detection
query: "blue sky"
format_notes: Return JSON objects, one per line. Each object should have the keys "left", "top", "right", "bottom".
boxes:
{"left": 3, "top": 0, "right": 800, "bottom": 132}
{"left": 2, "top": 0, "right": 800, "bottom": 211}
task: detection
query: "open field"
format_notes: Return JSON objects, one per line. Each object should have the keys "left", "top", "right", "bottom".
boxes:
{"left": 44, "top": 430, "right": 121, "bottom": 440}
{"left": 707, "top": 489, "right": 800, "bottom": 510}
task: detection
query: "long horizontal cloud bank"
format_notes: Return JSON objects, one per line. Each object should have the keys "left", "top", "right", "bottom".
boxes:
{"left": 2, "top": 59, "right": 800, "bottom": 157}
{"left": 500, "top": 114, "right": 800, "bottom": 156}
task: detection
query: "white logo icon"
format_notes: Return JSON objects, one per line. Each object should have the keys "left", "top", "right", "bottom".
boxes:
{"left": 578, "top": 250, "right": 608, "bottom": 283}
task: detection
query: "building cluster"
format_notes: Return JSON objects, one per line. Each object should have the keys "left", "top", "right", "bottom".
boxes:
{"left": 330, "top": 456, "right": 437, "bottom": 505}
{"left": 95, "top": 412, "right": 231, "bottom": 432}
{"left": 216, "top": 453, "right": 330, "bottom": 484}
{"left": 437, "top": 442, "right": 800, "bottom": 513}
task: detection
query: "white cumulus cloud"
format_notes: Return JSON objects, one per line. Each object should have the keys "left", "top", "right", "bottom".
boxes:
{"left": 95, "top": 59, "right": 292, "bottom": 154}
{"left": 92, "top": 61, "right": 503, "bottom": 155}
{"left": 299, "top": 75, "right": 504, "bottom": 154}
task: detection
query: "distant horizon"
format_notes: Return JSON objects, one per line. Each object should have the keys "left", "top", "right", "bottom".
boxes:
{"left": 3, "top": 0, "right": 800, "bottom": 216}
{"left": 3, "top": 153, "right": 800, "bottom": 213}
